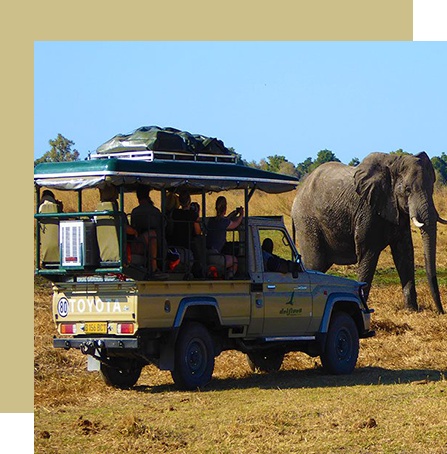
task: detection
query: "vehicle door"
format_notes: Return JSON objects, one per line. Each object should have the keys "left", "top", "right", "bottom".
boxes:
{"left": 257, "top": 227, "right": 313, "bottom": 336}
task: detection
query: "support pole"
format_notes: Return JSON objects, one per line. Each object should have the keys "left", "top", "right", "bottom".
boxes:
{"left": 244, "top": 186, "right": 249, "bottom": 279}
{"left": 35, "top": 186, "right": 41, "bottom": 271}
{"left": 161, "top": 189, "right": 166, "bottom": 272}
{"left": 78, "top": 190, "right": 82, "bottom": 212}
{"left": 119, "top": 186, "right": 124, "bottom": 267}
{"left": 202, "top": 188, "right": 207, "bottom": 275}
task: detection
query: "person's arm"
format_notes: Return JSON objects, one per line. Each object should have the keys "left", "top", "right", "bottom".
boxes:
{"left": 193, "top": 221, "right": 202, "bottom": 235}
{"left": 228, "top": 207, "right": 244, "bottom": 230}
{"left": 127, "top": 225, "right": 138, "bottom": 237}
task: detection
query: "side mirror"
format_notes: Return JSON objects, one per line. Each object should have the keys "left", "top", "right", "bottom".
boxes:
{"left": 292, "top": 255, "right": 301, "bottom": 278}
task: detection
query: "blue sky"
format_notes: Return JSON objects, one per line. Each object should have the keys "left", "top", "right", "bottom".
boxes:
{"left": 34, "top": 42, "right": 447, "bottom": 164}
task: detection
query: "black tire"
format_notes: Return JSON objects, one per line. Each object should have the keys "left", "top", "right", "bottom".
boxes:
{"left": 171, "top": 322, "right": 215, "bottom": 390}
{"left": 246, "top": 350, "right": 284, "bottom": 373}
{"left": 100, "top": 361, "right": 142, "bottom": 389}
{"left": 320, "top": 311, "right": 359, "bottom": 375}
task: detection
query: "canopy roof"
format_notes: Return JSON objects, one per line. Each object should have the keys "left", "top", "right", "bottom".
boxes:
{"left": 34, "top": 159, "right": 299, "bottom": 194}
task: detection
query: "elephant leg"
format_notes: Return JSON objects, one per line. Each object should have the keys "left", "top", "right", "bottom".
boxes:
{"left": 356, "top": 250, "right": 381, "bottom": 301}
{"left": 297, "top": 227, "right": 332, "bottom": 272}
{"left": 390, "top": 227, "right": 418, "bottom": 311}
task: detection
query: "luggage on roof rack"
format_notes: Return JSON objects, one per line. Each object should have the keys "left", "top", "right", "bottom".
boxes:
{"left": 91, "top": 126, "right": 237, "bottom": 164}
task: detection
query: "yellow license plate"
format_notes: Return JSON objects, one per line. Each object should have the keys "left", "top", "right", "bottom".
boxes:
{"left": 84, "top": 322, "right": 108, "bottom": 334}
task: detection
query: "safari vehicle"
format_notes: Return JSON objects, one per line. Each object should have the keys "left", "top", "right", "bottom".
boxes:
{"left": 34, "top": 127, "right": 374, "bottom": 390}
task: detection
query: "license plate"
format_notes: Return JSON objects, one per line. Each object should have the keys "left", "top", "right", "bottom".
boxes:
{"left": 84, "top": 322, "right": 108, "bottom": 334}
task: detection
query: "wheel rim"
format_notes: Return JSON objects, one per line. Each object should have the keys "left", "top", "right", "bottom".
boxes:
{"left": 335, "top": 328, "right": 352, "bottom": 361}
{"left": 185, "top": 337, "right": 207, "bottom": 377}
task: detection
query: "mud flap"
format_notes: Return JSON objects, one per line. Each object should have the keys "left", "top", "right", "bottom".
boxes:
{"left": 87, "top": 354, "right": 100, "bottom": 371}
{"left": 158, "top": 329, "right": 178, "bottom": 371}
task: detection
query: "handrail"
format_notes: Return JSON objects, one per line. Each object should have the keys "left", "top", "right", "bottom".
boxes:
{"left": 34, "top": 210, "right": 126, "bottom": 219}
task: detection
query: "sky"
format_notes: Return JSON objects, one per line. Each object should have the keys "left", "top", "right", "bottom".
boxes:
{"left": 34, "top": 42, "right": 447, "bottom": 165}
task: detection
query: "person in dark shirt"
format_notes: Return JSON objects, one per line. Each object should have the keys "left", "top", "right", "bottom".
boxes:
{"left": 171, "top": 190, "right": 201, "bottom": 249}
{"left": 130, "top": 185, "right": 163, "bottom": 275}
{"left": 262, "top": 238, "right": 300, "bottom": 274}
{"left": 131, "top": 186, "right": 162, "bottom": 235}
{"left": 206, "top": 196, "right": 244, "bottom": 276}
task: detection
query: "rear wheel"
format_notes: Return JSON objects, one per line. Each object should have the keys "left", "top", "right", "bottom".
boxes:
{"left": 247, "top": 350, "right": 284, "bottom": 373}
{"left": 100, "top": 361, "right": 142, "bottom": 389}
{"left": 320, "top": 312, "right": 359, "bottom": 375}
{"left": 171, "top": 322, "right": 215, "bottom": 390}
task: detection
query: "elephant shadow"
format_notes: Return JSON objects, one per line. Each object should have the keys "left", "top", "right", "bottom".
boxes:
{"left": 134, "top": 366, "right": 446, "bottom": 394}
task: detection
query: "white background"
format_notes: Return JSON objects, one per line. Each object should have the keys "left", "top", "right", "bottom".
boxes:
{"left": 0, "top": 414, "right": 34, "bottom": 451}
{"left": 414, "top": 0, "right": 447, "bottom": 40}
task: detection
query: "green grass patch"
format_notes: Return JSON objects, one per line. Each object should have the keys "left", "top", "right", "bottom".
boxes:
{"left": 329, "top": 267, "right": 447, "bottom": 286}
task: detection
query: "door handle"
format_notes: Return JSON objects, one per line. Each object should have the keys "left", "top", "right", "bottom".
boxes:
{"left": 267, "top": 285, "right": 276, "bottom": 289}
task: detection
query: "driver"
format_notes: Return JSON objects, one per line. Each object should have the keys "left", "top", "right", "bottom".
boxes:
{"left": 262, "top": 238, "right": 300, "bottom": 274}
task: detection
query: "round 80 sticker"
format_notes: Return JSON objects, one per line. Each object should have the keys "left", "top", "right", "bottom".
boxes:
{"left": 57, "top": 297, "right": 69, "bottom": 317}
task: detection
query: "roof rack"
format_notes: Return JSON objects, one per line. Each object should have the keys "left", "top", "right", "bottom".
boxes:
{"left": 89, "top": 149, "right": 237, "bottom": 164}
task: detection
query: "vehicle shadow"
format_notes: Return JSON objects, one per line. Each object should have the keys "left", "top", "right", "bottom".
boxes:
{"left": 134, "top": 366, "right": 446, "bottom": 394}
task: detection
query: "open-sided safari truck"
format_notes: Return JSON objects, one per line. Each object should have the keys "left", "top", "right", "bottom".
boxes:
{"left": 35, "top": 127, "right": 374, "bottom": 390}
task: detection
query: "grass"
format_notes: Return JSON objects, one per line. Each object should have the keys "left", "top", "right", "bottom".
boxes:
{"left": 34, "top": 188, "right": 447, "bottom": 453}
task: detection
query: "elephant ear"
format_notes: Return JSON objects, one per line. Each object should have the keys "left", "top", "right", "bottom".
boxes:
{"left": 354, "top": 157, "right": 399, "bottom": 225}
{"left": 415, "top": 151, "right": 435, "bottom": 181}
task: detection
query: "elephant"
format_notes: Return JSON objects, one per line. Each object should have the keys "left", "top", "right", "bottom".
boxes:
{"left": 291, "top": 152, "right": 446, "bottom": 314}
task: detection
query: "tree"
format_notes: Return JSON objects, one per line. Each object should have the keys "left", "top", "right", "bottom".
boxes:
{"left": 432, "top": 154, "right": 447, "bottom": 185}
{"left": 348, "top": 157, "right": 360, "bottom": 167}
{"left": 266, "top": 155, "right": 288, "bottom": 173}
{"left": 296, "top": 157, "right": 313, "bottom": 178}
{"left": 313, "top": 149, "right": 340, "bottom": 166}
{"left": 390, "top": 148, "right": 412, "bottom": 156}
{"left": 306, "top": 149, "right": 340, "bottom": 173}
{"left": 34, "top": 134, "right": 79, "bottom": 166}
{"left": 278, "top": 160, "right": 298, "bottom": 176}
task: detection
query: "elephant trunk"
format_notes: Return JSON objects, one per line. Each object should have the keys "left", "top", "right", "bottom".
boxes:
{"left": 420, "top": 224, "right": 444, "bottom": 314}
{"left": 409, "top": 194, "right": 444, "bottom": 313}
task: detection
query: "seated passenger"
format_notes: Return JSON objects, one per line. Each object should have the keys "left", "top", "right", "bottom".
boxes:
{"left": 171, "top": 190, "right": 202, "bottom": 249}
{"left": 39, "top": 190, "right": 63, "bottom": 265}
{"left": 39, "top": 190, "right": 63, "bottom": 213}
{"left": 165, "top": 191, "right": 180, "bottom": 244}
{"left": 98, "top": 185, "right": 167, "bottom": 279}
{"left": 131, "top": 185, "right": 163, "bottom": 272}
{"left": 99, "top": 185, "right": 138, "bottom": 239}
{"left": 206, "top": 196, "right": 244, "bottom": 277}
{"left": 262, "top": 238, "right": 299, "bottom": 274}
{"left": 96, "top": 185, "right": 139, "bottom": 266}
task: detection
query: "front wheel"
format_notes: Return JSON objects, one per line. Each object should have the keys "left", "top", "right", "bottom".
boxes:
{"left": 320, "top": 312, "right": 359, "bottom": 375}
{"left": 171, "top": 322, "right": 215, "bottom": 390}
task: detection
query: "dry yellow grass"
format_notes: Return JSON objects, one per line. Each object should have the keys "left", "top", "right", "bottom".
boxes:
{"left": 34, "top": 282, "right": 447, "bottom": 453}
{"left": 34, "top": 187, "right": 447, "bottom": 453}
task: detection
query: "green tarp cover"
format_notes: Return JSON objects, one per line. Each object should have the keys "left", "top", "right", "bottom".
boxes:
{"left": 96, "top": 126, "right": 235, "bottom": 156}
{"left": 34, "top": 159, "right": 299, "bottom": 194}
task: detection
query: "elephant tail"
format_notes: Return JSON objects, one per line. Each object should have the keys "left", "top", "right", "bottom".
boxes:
{"left": 292, "top": 219, "right": 296, "bottom": 245}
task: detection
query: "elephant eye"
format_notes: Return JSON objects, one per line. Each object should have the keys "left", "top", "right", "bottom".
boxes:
{"left": 404, "top": 186, "right": 411, "bottom": 194}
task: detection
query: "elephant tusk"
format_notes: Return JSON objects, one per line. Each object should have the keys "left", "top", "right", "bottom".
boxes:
{"left": 438, "top": 215, "right": 447, "bottom": 225}
{"left": 412, "top": 217, "right": 424, "bottom": 228}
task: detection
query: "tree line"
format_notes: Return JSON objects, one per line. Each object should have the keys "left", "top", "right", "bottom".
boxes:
{"left": 239, "top": 148, "right": 447, "bottom": 185}
{"left": 35, "top": 134, "right": 447, "bottom": 186}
